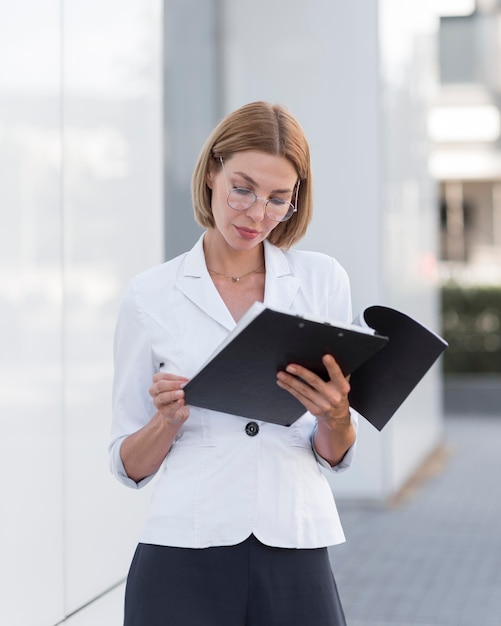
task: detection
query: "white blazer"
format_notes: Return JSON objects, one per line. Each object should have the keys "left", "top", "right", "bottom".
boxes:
{"left": 109, "top": 234, "right": 358, "bottom": 549}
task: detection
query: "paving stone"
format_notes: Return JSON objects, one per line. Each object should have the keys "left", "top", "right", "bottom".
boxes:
{"left": 330, "top": 415, "right": 501, "bottom": 626}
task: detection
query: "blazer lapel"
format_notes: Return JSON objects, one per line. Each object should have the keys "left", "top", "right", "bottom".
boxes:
{"left": 263, "top": 240, "right": 300, "bottom": 311}
{"left": 175, "top": 234, "right": 236, "bottom": 332}
{"left": 175, "top": 235, "right": 300, "bottom": 330}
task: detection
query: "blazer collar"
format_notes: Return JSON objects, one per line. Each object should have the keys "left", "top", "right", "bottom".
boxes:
{"left": 177, "top": 233, "right": 300, "bottom": 331}
{"left": 263, "top": 239, "right": 300, "bottom": 311}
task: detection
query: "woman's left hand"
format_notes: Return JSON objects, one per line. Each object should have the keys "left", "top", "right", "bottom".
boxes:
{"left": 276, "top": 354, "right": 351, "bottom": 424}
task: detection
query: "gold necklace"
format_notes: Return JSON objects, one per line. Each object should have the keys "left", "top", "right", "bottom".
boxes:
{"left": 207, "top": 263, "right": 265, "bottom": 283}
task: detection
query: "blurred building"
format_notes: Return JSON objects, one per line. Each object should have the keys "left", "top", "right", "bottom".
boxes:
{"left": 430, "top": 0, "right": 501, "bottom": 283}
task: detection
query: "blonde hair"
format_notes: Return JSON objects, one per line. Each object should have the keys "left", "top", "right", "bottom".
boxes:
{"left": 191, "top": 101, "right": 313, "bottom": 249}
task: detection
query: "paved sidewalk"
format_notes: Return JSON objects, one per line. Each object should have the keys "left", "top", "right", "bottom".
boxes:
{"left": 330, "top": 415, "right": 501, "bottom": 626}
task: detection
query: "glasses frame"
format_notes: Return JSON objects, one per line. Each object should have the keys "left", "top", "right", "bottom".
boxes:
{"left": 218, "top": 156, "right": 300, "bottom": 223}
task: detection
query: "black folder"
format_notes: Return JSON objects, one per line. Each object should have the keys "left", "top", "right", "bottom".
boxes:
{"left": 182, "top": 302, "right": 447, "bottom": 430}
{"left": 182, "top": 303, "right": 389, "bottom": 427}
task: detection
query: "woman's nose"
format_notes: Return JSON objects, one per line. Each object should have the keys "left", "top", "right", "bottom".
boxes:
{"left": 245, "top": 196, "right": 267, "bottom": 221}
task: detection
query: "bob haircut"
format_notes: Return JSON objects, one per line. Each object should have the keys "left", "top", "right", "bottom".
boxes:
{"left": 192, "top": 101, "right": 313, "bottom": 249}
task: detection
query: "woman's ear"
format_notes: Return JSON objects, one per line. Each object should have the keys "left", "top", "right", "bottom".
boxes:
{"left": 206, "top": 170, "right": 214, "bottom": 190}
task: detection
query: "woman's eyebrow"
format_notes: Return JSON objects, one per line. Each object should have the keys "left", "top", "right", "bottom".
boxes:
{"left": 233, "top": 170, "right": 292, "bottom": 194}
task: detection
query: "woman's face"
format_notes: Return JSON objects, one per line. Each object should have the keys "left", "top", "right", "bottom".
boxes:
{"left": 207, "top": 150, "right": 298, "bottom": 252}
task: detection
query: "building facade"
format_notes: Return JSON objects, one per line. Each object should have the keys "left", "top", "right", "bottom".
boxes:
{"left": 431, "top": 0, "right": 501, "bottom": 282}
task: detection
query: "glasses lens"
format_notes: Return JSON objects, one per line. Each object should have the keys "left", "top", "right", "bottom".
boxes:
{"left": 227, "top": 188, "right": 255, "bottom": 211}
{"left": 265, "top": 200, "right": 295, "bottom": 222}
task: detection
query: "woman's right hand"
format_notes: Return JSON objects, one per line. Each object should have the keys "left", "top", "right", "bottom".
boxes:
{"left": 121, "top": 372, "right": 190, "bottom": 483}
{"left": 149, "top": 372, "right": 190, "bottom": 425}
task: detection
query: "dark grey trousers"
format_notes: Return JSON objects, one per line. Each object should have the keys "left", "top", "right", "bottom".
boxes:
{"left": 124, "top": 534, "right": 346, "bottom": 626}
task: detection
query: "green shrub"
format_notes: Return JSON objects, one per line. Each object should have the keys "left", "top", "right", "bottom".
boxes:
{"left": 441, "top": 284, "right": 501, "bottom": 374}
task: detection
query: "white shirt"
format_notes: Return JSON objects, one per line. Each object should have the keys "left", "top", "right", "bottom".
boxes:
{"left": 109, "top": 234, "right": 358, "bottom": 549}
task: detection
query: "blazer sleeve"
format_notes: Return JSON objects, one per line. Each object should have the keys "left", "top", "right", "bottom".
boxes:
{"left": 310, "top": 415, "right": 358, "bottom": 473}
{"left": 108, "top": 278, "right": 158, "bottom": 489}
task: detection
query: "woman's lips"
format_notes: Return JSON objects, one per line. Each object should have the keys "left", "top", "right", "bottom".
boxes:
{"left": 235, "top": 226, "right": 260, "bottom": 240}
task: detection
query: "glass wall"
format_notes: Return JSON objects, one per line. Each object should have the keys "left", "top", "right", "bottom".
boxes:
{"left": 0, "top": 2, "right": 164, "bottom": 624}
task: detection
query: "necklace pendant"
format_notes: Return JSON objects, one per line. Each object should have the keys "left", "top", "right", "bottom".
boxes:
{"left": 232, "top": 276, "right": 240, "bottom": 283}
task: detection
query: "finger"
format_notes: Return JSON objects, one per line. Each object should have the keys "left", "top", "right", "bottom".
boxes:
{"left": 159, "top": 399, "right": 190, "bottom": 424}
{"left": 283, "top": 363, "right": 325, "bottom": 392}
{"left": 277, "top": 365, "right": 349, "bottom": 413}
{"left": 173, "top": 402, "right": 190, "bottom": 422}
{"left": 276, "top": 374, "right": 324, "bottom": 414}
{"left": 152, "top": 387, "right": 185, "bottom": 407}
{"left": 276, "top": 369, "right": 323, "bottom": 405}
{"left": 283, "top": 358, "right": 350, "bottom": 398}
{"left": 149, "top": 377, "right": 187, "bottom": 399}
{"left": 321, "top": 355, "right": 350, "bottom": 390}
{"left": 152, "top": 372, "right": 189, "bottom": 384}
{"left": 277, "top": 373, "right": 350, "bottom": 421}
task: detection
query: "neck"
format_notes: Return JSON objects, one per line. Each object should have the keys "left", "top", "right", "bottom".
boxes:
{"left": 203, "top": 232, "right": 265, "bottom": 276}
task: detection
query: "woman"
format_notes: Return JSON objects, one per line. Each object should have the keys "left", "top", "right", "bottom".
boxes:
{"left": 110, "top": 101, "right": 358, "bottom": 625}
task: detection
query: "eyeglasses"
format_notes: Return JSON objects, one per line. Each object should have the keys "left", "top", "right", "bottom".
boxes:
{"left": 219, "top": 156, "right": 299, "bottom": 223}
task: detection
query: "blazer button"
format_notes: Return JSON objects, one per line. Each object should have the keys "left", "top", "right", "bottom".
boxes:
{"left": 245, "top": 421, "right": 259, "bottom": 437}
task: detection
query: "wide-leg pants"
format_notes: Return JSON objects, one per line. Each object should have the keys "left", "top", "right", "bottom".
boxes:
{"left": 124, "top": 534, "right": 346, "bottom": 626}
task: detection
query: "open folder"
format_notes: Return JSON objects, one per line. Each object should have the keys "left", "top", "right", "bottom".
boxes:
{"left": 182, "top": 302, "right": 447, "bottom": 430}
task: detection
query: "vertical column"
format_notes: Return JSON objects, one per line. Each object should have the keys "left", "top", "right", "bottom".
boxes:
{"left": 445, "top": 181, "right": 466, "bottom": 261}
{"left": 163, "top": 0, "right": 221, "bottom": 260}
{"left": 222, "top": 0, "right": 443, "bottom": 499}
{"left": 492, "top": 182, "right": 501, "bottom": 249}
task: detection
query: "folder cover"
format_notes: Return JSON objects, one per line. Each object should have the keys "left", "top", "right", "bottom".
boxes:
{"left": 183, "top": 303, "right": 389, "bottom": 427}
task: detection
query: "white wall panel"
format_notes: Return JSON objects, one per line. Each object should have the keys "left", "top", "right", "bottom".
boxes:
{"left": 62, "top": 0, "right": 163, "bottom": 614}
{"left": 0, "top": 2, "right": 164, "bottom": 624}
{"left": 0, "top": 2, "right": 65, "bottom": 624}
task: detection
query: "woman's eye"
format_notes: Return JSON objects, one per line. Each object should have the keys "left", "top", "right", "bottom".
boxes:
{"left": 269, "top": 197, "right": 287, "bottom": 206}
{"left": 234, "top": 187, "right": 254, "bottom": 197}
